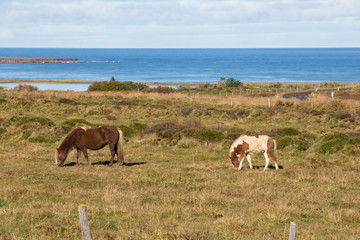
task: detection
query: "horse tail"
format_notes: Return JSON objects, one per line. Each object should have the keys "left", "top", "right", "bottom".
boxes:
{"left": 267, "top": 137, "right": 277, "bottom": 161}
{"left": 55, "top": 149, "right": 59, "bottom": 165}
{"left": 273, "top": 138, "right": 277, "bottom": 153}
{"left": 117, "top": 128, "right": 124, "bottom": 163}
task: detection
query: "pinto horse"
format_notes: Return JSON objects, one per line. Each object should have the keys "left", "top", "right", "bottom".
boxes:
{"left": 229, "top": 135, "right": 279, "bottom": 171}
{"left": 55, "top": 126, "right": 124, "bottom": 167}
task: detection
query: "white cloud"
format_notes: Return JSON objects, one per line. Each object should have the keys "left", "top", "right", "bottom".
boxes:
{"left": 0, "top": 0, "right": 359, "bottom": 47}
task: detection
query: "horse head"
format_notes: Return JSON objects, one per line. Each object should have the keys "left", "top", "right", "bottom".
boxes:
{"left": 55, "top": 148, "right": 67, "bottom": 167}
{"left": 229, "top": 142, "right": 249, "bottom": 170}
{"left": 229, "top": 150, "right": 240, "bottom": 169}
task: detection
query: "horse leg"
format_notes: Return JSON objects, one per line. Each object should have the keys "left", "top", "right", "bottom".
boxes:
{"left": 268, "top": 150, "right": 279, "bottom": 170}
{"left": 264, "top": 152, "right": 270, "bottom": 171}
{"left": 109, "top": 150, "right": 116, "bottom": 167}
{"left": 238, "top": 153, "right": 246, "bottom": 170}
{"left": 76, "top": 149, "right": 81, "bottom": 166}
{"left": 82, "top": 148, "right": 90, "bottom": 166}
{"left": 108, "top": 144, "right": 116, "bottom": 167}
{"left": 247, "top": 155, "right": 253, "bottom": 169}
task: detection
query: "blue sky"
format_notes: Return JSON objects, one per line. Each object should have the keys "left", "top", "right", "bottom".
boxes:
{"left": 0, "top": 0, "right": 359, "bottom": 48}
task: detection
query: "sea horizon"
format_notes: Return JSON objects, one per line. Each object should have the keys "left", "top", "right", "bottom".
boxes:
{"left": 0, "top": 48, "right": 359, "bottom": 91}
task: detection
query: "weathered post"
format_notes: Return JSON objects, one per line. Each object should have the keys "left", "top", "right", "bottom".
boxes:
{"left": 289, "top": 221, "right": 296, "bottom": 240}
{"left": 268, "top": 98, "right": 271, "bottom": 108}
{"left": 78, "top": 204, "right": 91, "bottom": 240}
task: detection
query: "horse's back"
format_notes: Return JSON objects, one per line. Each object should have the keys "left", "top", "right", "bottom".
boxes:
{"left": 81, "top": 126, "right": 119, "bottom": 150}
{"left": 230, "top": 135, "right": 270, "bottom": 154}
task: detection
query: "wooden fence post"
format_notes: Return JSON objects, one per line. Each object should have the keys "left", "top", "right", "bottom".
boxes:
{"left": 78, "top": 204, "right": 92, "bottom": 240}
{"left": 289, "top": 221, "right": 296, "bottom": 240}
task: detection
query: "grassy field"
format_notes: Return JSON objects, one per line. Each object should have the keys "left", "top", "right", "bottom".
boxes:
{"left": 0, "top": 86, "right": 359, "bottom": 239}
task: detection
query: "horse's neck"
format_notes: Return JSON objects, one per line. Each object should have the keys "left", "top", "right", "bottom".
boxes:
{"left": 59, "top": 134, "right": 77, "bottom": 152}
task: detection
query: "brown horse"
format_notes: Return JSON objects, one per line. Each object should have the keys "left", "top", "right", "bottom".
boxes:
{"left": 55, "top": 126, "right": 124, "bottom": 167}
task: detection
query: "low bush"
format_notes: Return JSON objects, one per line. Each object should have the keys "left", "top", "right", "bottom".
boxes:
{"left": 60, "top": 119, "right": 92, "bottom": 133}
{"left": 183, "top": 128, "right": 225, "bottom": 142}
{"left": 276, "top": 136, "right": 311, "bottom": 151}
{"left": 142, "top": 86, "right": 176, "bottom": 94}
{"left": 271, "top": 128, "right": 300, "bottom": 136}
{"left": 147, "top": 122, "right": 186, "bottom": 133}
{"left": 316, "top": 132, "right": 360, "bottom": 154}
{"left": 10, "top": 116, "right": 55, "bottom": 127}
{"left": 179, "top": 107, "right": 193, "bottom": 116}
{"left": 62, "top": 119, "right": 91, "bottom": 128}
{"left": 130, "top": 122, "right": 148, "bottom": 132}
{"left": 219, "top": 77, "right": 243, "bottom": 88}
{"left": 88, "top": 81, "right": 148, "bottom": 91}
{"left": 334, "top": 112, "right": 355, "bottom": 122}
{"left": 13, "top": 84, "right": 38, "bottom": 91}
{"left": 21, "top": 131, "right": 32, "bottom": 140}
{"left": 29, "top": 134, "right": 57, "bottom": 143}
{"left": 119, "top": 125, "right": 136, "bottom": 137}
{"left": 156, "top": 130, "right": 182, "bottom": 145}
{"left": 225, "top": 109, "right": 250, "bottom": 119}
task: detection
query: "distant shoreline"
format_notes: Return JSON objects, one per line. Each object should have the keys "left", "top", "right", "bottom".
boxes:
{"left": 0, "top": 78, "right": 356, "bottom": 87}
{"left": 0, "top": 56, "right": 80, "bottom": 63}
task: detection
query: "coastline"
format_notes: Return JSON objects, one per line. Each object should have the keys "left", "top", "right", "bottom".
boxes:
{"left": 0, "top": 56, "right": 80, "bottom": 63}
{"left": 0, "top": 78, "right": 356, "bottom": 86}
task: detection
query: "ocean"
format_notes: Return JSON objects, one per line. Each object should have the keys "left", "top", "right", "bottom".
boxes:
{"left": 0, "top": 48, "right": 359, "bottom": 91}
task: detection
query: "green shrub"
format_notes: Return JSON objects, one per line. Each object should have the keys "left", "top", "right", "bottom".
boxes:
{"left": 142, "top": 86, "right": 176, "bottom": 94}
{"left": 21, "top": 131, "right": 32, "bottom": 140}
{"left": 29, "top": 134, "right": 57, "bottom": 143}
{"left": 119, "top": 125, "right": 136, "bottom": 137}
{"left": 60, "top": 119, "right": 92, "bottom": 133}
{"left": 276, "top": 136, "right": 311, "bottom": 151}
{"left": 62, "top": 119, "right": 91, "bottom": 127}
{"left": 271, "top": 128, "right": 300, "bottom": 136}
{"left": 277, "top": 137, "right": 292, "bottom": 149}
{"left": 224, "top": 127, "right": 245, "bottom": 140}
{"left": 282, "top": 128, "right": 300, "bottom": 136}
{"left": 317, "top": 140, "right": 344, "bottom": 154}
{"left": 269, "top": 82, "right": 282, "bottom": 88}
{"left": 183, "top": 128, "right": 225, "bottom": 142}
{"left": 10, "top": 116, "right": 54, "bottom": 127}
{"left": 316, "top": 132, "right": 360, "bottom": 154}
{"left": 130, "top": 122, "right": 148, "bottom": 132}
{"left": 219, "top": 77, "right": 243, "bottom": 88}
{"left": 88, "top": 81, "right": 148, "bottom": 91}
{"left": 156, "top": 130, "right": 182, "bottom": 145}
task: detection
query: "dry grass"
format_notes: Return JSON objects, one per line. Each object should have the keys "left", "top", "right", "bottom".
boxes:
{"left": 0, "top": 87, "right": 359, "bottom": 239}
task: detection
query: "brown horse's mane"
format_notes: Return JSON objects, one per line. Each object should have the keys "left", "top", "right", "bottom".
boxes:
{"left": 57, "top": 127, "right": 86, "bottom": 151}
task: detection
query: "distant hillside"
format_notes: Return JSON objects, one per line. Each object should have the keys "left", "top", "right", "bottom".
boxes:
{"left": 0, "top": 56, "right": 80, "bottom": 63}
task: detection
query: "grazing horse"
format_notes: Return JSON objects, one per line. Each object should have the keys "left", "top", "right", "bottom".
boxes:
{"left": 229, "top": 135, "right": 279, "bottom": 171}
{"left": 55, "top": 126, "right": 124, "bottom": 167}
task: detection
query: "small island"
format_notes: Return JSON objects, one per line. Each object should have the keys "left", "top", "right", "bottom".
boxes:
{"left": 0, "top": 56, "right": 80, "bottom": 63}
